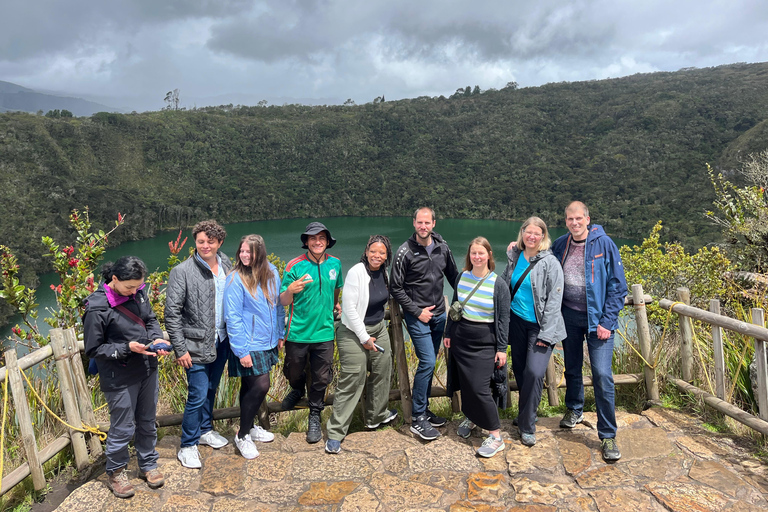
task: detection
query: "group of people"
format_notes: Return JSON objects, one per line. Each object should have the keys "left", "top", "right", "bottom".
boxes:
{"left": 83, "top": 201, "right": 627, "bottom": 499}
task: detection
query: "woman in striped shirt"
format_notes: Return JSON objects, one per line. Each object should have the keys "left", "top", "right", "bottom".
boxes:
{"left": 444, "top": 237, "right": 510, "bottom": 457}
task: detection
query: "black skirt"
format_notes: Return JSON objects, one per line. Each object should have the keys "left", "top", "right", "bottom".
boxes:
{"left": 448, "top": 320, "right": 501, "bottom": 431}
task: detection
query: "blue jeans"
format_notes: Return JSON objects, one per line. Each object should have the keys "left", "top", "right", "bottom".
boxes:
{"left": 180, "top": 338, "right": 230, "bottom": 447}
{"left": 404, "top": 310, "right": 446, "bottom": 418}
{"left": 562, "top": 307, "right": 617, "bottom": 439}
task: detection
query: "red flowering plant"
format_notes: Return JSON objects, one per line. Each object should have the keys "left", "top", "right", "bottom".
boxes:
{"left": 0, "top": 208, "right": 125, "bottom": 348}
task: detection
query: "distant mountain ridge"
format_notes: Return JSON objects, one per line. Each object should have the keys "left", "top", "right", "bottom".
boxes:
{"left": 0, "top": 80, "right": 120, "bottom": 116}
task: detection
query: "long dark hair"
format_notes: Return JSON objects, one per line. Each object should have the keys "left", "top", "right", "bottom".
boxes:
{"left": 360, "top": 234, "right": 392, "bottom": 287}
{"left": 100, "top": 256, "right": 147, "bottom": 282}
{"left": 234, "top": 234, "right": 277, "bottom": 306}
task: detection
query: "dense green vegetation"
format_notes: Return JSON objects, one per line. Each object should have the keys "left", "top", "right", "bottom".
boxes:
{"left": 2, "top": 62, "right": 768, "bottom": 305}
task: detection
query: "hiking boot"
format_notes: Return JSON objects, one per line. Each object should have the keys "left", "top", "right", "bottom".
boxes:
{"left": 177, "top": 445, "right": 201, "bottom": 469}
{"left": 476, "top": 435, "right": 505, "bottom": 457}
{"left": 367, "top": 409, "right": 398, "bottom": 429}
{"left": 282, "top": 388, "right": 305, "bottom": 410}
{"left": 457, "top": 418, "right": 475, "bottom": 439}
{"left": 601, "top": 438, "right": 621, "bottom": 461}
{"left": 426, "top": 409, "right": 447, "bottom": 427}
{"left": 235, "top": 432, "right": 259, "bottom": 459}
{"left": 199, "top": 429, "right": 228, "bottom": 449}
{"left": 325, "top": 439, "right": 342, "bottom": 454}
{"left": 249, "top": 425, "right": 275, "bottom": 443}
{"left": 559, "top": 409, "right": 584, "bottom": 428}
{"left": 139, "top": 468, "right": 165, "bottom": 489}
{"left": 520, "top": 432, "right": 536, "bottom": 446}
{"left": 410, "top": 415, "right": 441, "bottom": 441}
{"left": 307, "top": 413, "right": 322, "bottom": 444}
{"left": 107, "top": 467, "right": 135, "bottom": 499}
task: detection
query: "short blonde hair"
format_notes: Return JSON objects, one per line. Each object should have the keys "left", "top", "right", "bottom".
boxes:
{"left": 515, "top": 217, "right": 552, "bottom": 252}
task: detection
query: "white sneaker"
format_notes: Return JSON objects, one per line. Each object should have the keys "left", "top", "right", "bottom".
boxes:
{"left": 249, "top": 425, "right": 275, "bottom": 443}
{"left": 235, "top": 433, "right": 259, "bottom": 459}
{"left": 177, "top": 445, "right": 201, "bottom": 469}
{"left": 199, "top": 430, "right": 228, "bottom": 449}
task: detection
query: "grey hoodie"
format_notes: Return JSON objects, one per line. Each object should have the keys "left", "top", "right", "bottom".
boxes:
{"left": 499, "top": 247, "right": 566, "bottom": 345}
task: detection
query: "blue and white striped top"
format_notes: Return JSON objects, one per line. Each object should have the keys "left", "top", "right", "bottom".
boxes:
{"left": 457, "top": 270, "right": 496, "bottom": 323}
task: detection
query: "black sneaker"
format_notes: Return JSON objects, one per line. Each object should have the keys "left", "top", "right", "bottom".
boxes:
{"left": 559, "top": 409, "right": 584, "bottom": 428}
{"left": 307, "top": 413, "right": 322, "bottom": 444}
{"left": 426, "top": 409, "right": 447, "bottom": 427}
{"left": 410, "top": 415, "right": 441, "bottom": 441}
{"left": 601, "top": 438, "right": 621, "bottom": 461}
{"left": 282, "top": 388, "right": 305, "bottom": 411}
{"left": 366, "top": 409, "right": 398, "bottom": 429}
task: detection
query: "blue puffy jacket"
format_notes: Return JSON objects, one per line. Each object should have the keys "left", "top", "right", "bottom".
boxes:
{"left": 551, "top": 225, "right": 628, "bottom": 332}
{"left": 224, "top": 265, "right": 285, "bottom": 359}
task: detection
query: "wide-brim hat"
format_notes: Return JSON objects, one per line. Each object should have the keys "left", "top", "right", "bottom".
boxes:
{"left": 301, "top": 222, "right": 336, "bottom": 249}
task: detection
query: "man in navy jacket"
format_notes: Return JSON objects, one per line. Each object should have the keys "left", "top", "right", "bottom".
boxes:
{"left": 551, "top": 201, "right": 628, "bottom": 462}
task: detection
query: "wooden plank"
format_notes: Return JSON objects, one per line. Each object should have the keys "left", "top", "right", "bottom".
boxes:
{"left": 388, "top": 298, "right": 412, "bottom": 422}
{"left": 658, "top": 299, "right": 768, "bottom": 342}
{"left": 676, "top": 288, "right": 694, "bottom": 382}
{"left": 752, "top": 309, "right": 768, "bottom": 421}
{"left": 63, "top": 328, "right": 103, "bottom": 457}
{"left": 0, "top": 434, "right": 70, "bottom": 495}
{"left": 4, "top": 348, "right": 46, "bottom": 490}
{"left": 710, "top": 299, "right": 726, "bottom": 400}
{"left": 633, "top": 284, "right": 659, "bottom": 401}
{"left": 0, "top": 345, "right": 53, "bottom": 383}
{"left": 50, "top": 329, "right": 89, "bottom": 470}
{"left": 668, "top": 375, "right": 768, "bottom": 436}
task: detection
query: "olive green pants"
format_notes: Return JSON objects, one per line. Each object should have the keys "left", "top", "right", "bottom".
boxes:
{"left": 326, "top": 320, "right": 393, "bottom": 441}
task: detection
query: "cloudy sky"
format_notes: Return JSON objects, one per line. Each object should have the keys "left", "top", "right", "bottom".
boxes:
{"left": 2, "top": 0, "right": 768, "bottom": 111}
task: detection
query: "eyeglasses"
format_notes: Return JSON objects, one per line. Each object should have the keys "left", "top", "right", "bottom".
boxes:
{"left": 523, "top": 231, "right": 543, "bottom": 239}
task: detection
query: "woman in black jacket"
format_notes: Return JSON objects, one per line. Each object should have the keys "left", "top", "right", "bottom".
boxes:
{"left": 84, "top": 256, "right": 170, "bottom": 499}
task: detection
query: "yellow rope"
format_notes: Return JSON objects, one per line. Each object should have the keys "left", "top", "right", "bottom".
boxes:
{"left": 20, "top": 369, "right": 107, "bottom": 442}
{"left": 0, "top": 377, "right": 9, "bottom": 492}
{"left": 94, "top": 402, "right": 108, "bottom": 412}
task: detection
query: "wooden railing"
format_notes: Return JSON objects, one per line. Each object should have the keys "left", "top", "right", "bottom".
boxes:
{"left": 2, "top": 285, "right": 767, "bottom": 495}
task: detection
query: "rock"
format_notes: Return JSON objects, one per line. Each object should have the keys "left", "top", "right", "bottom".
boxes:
{"left": 157, "top": 460, "right": 202, "bottom": 493}
{"left": 369, "top": 473, "right": 444, "bottom": 510}
{"left": 245, "top": 451, "right": 294, "bottom": 482}
{"left": 340, "top": 485, "right": 382, "bottom": 512}
{"left": 557, "top": 435, "right": 593, "bottom": 476}
{"left": 342, "top": 429, "right": 419, "bottom": 457}
{"left": 291, "top": 451, "right": 377, "bottom": 481}
{"left": 406, "top": 436, "right": 482, "bottom": 473}
{"left": 465, "top": 472, "right": 510, "bottom": 502}
{"left": 511, "top": 476, "right": 586, "bottom": 505}
{"left": 298, "top": 481, "right": 360, "bottom": 505}
{"left": 589, "top": 489, "right": 664, "bottom": 512}
{"left": 159, "top": 492, "right": 213, "bottom": 512}
{"left": 198, "top": 456, "right": 247, "bottom": 495}
{"left": 506, "top": 436, "right": 560, "bottom": 475}
{"left": 209, "top": 497, "right": 273, "bottom": 512}
{"left": 409, "top": 471, "right": 468, "bottom": 492}
{"left": 645, "top": 481, "right": 732, "bottom": 512}
{"left": 448, "top": 501, "right": 509, "bottom": 511}
{"left": 616, "top": 427, "right": 674, "bottom": 461}
{"left": 676, "top": 435, "right": 731, "bottom": 460}
{"left": 576, "top": 465, "right": 635, "bottom": 488}
{"left": 622, "top": 453, "right": 690, "bottom": 482}
{"left": 101, "top": 489, "right": 163, "bottom": 511}
{"left": 54, "top": 481, "right": 112, "bottom": 512}
{"left": 689, "top": 459, "right": 765, "bottom": 502}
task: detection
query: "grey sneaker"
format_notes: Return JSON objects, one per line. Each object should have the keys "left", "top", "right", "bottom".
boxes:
{"left": 601, "top": 438, "right": 621, "bottom": 461}
{"left": 410, "top": 415, "right": 441, "bottom": 440}
{"left": 520, "top": 432, "right": 536, "bottom": 446}
{"left": 367, "top": 409, "right": 398, "bottom": 429}
{"left": 307, "top": 413, "right": 322, "bottom": 444}
{"left": 457, "top": 418, "right": 475, "bottom": 439}
{"left": 559, "top": 409, "right": 584, "bottom": 428}
{"left": 325, "top": 439, "right": 341, "bottom": 454}
{"left": 476, "top": 435, "right": 505, "bottom": 457}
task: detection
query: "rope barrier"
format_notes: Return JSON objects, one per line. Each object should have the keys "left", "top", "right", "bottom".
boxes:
{"left": 19, "top": 368, "right": 107, "bottom": 442}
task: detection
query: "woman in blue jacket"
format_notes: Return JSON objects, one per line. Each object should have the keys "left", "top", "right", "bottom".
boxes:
{"left": 225, "top": 234, "right": 285, "bottom": 459}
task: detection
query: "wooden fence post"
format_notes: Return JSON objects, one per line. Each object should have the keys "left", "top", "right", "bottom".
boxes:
{"left": 388, "top": 299, "right": 412, "bottom": 422}
{"left": 676, "top": 287, "right": 694, "bottom": 382}
{"left": 632, "top": 284, "right": 659, "bottom": 401}
{"left": 545, "top": 356, "right": 560, "bottom": 407}
{"left": 751, "top": 308, "right": 768, "bottom": 421}
{"left": 50, "top": 329, "right": 90, "bottom": 470}
{"left": 63, "top": 328, "right": 103, "bottom": 457}
{"left": 4, "top": 348, "right": 47, "bottom": 490}
{"left": 710, "top": 300, "right": 726, "bottom": 400}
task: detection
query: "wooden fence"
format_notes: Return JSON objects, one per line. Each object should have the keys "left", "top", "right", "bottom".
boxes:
{"left": 2, "top": 285, "right": 767, "bottom": 495}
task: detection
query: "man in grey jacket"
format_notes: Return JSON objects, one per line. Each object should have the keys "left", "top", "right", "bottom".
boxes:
{"left": 166, "top": 220, "right": 233, "bottom": 469}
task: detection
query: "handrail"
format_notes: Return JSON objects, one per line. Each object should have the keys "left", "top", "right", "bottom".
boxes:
{"left": 658, "top": 298, "right": 768, "bottom": 342}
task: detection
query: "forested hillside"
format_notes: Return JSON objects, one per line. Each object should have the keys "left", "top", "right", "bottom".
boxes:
{"left": 2, "top": 62, "right": 768, "bottom": 284}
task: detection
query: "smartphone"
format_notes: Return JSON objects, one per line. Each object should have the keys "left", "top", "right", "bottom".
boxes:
{"left": 374, "top": 343, "right": 385, "bottom": 354}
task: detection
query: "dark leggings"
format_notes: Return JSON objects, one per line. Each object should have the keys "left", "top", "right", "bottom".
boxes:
{"left": 237, "top": 373, "right": 271, "bottom": 439}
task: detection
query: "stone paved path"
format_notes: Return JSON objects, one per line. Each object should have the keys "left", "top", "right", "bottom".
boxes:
{"left": 55, "top": 407, "right": 768, "bottom": 511}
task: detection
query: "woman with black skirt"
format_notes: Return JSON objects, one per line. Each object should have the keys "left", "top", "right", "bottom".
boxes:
{"left": 444, "top": 237, "right": 510, "bottom": 458}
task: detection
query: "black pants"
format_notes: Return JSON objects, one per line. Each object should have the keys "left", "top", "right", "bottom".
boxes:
{"left": 508, "top": 313, "right": 554, "bottom": 434}
{"left": 283, "top": 340, "right": 334, "bottom": 414}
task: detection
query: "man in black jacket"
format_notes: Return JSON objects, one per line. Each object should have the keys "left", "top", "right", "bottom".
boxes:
{"left": 166, "top": 220, "right": 233, "bottom": 468}
{"left": 391, "top": 207, "right": 459, "bottom": 440}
